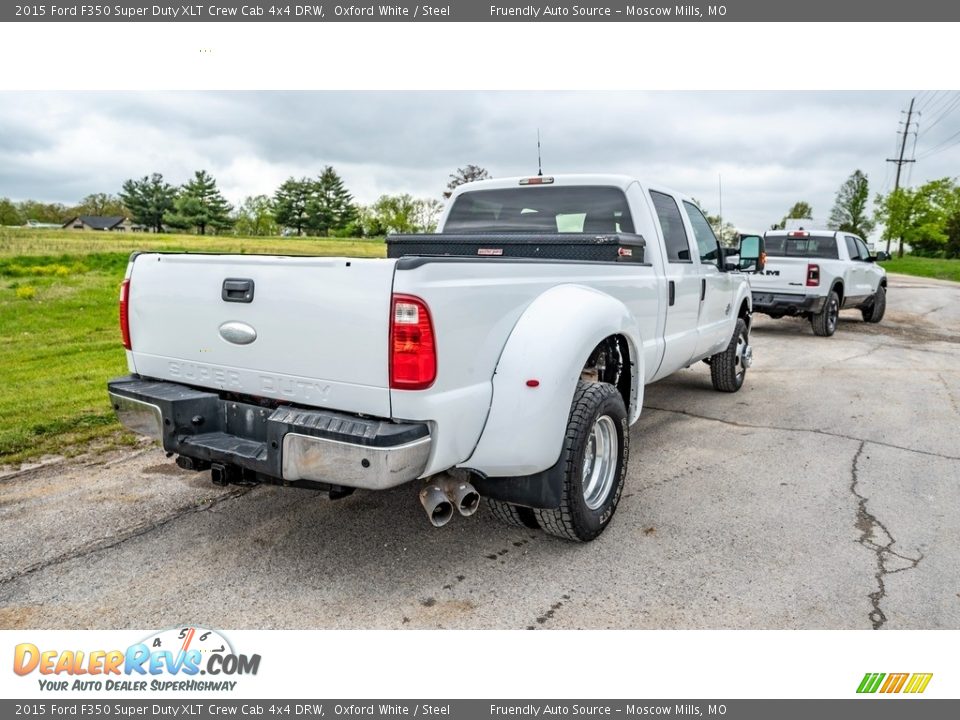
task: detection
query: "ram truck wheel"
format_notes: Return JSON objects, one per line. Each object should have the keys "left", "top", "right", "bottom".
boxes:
{"left": 811, "top": 290, "right": 840, "bottom": 337}
{"left": 709, "top": 318, "right": 751, "bottom": 393}
{"left": 534, "top": 381, "right": 628, "bottom": 542}
{"left": 861, "top": 285, "right": 886, "bottom": 324}
{"left": 486, "top": 498, "right": 540, "bottom": 529}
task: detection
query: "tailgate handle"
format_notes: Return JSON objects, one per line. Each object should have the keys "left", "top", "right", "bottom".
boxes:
{"left": 222, "top": 278, "right": 255, "bottom": 303}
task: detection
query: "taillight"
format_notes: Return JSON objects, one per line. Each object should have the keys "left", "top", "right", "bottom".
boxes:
{"left": 119, "top": 278, "right": 132, "bottom": 350}
{"left": 806, "top": 264, "right": 820, "bottom": 287}
{"left": 390, "top": 294, "right": 436, "bottom": 390}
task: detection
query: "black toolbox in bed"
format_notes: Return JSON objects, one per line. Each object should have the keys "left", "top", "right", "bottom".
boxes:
{"left": 386, "top": 232, "right": 646, "bottom": 264}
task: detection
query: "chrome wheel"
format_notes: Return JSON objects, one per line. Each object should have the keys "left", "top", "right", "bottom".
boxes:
{"left": 582, "top": 415, "right": 619, "bottom": 510}
{"left": 735, "top": 333, "right": 752, "bottom": 381}
{"left": 827, "top": 296, "right": 839, "bottom": 333}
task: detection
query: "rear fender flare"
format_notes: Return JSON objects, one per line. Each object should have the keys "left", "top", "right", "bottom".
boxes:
{"left": 462, "top": 284, "right": 642, "bottom": 479}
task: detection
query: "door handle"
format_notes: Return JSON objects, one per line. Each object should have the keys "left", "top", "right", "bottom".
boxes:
{"left": 700, "top": 278, "right": 706, "bottom": 301}
{"left": 222, "top": 278, "right": 255, "bottom": 303}
{"left": 668, "top": 280, "right": 676, "bottom": 307}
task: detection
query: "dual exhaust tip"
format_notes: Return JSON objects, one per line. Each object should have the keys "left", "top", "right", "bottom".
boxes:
{"left": 419, "top": 475, "right": 480, "bottom": 527}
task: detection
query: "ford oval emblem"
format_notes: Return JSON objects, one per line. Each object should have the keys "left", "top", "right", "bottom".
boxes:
{"left": 219, "top": 321, "right": 257, "bottom": 345}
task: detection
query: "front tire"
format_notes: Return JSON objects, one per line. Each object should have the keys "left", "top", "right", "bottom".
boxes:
{"left": 534, "top": 381, "right": 628, "bottom": 542}
{"left": 861, "top": 285, "right": 886, "bottom": 323}
{"left": 710, "top": 318, "right": 751, "bottom": 393}
{"left": 811, "top": 290, "right": 840, "bottom": 337}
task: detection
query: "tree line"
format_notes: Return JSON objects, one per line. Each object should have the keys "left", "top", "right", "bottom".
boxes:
{"left": 771, "top": 169, "right": 960, "bottom": 258}
{"left": 0, "top": 165, "right": 490, "bottom": 238}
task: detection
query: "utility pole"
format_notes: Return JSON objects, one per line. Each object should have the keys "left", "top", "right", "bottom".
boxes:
{"left": 886, "top": 96, "right": 917, "bottom": 256}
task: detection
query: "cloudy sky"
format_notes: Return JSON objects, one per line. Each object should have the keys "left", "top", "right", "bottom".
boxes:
{"left": 1, "top": 91, "right": 958, "bottom": 234}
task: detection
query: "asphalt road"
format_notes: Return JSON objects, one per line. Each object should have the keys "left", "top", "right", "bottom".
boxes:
{"left": 1, "top": 273, "right": 958, "bottom": 630}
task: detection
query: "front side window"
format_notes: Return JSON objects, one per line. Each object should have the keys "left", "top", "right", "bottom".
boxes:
{"left": 845, "top": 236, "right": 860, "bottom": 260}
{"left": 650, "top": 191, "right": 691, "bottom": 263}
{"left": 683, "top": 201, "right": 721, "bottom": 266}
{"left": 853, "top": 237, "right": 871, "bottom": 261}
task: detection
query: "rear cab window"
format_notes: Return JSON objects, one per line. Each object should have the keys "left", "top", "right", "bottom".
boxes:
{"left": 766, "top": 234, "right": 840, "bottom": 259}
{"left": 444, "top": 186, "right": 635, "bottom": 234}
{"left": 649, "top": 190, "right": 692, "bottom": 263}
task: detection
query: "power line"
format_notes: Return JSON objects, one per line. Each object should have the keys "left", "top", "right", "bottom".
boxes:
{"left": 885, "top": 97, "right": 917, "bottom": 256}
{"left": 917, "top": 126, "right": 960, "bottom": 159}
{"left": 916, "top": 90, "right": 940, "bottom": 112}
{"left": 919, "top": 92, "right": 960, "bottom": 136}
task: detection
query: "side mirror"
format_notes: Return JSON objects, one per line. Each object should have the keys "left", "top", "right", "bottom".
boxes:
{"left": 874, "top": 251, "right": 890, "bottom": 262}
{"left": 738, "top": 235, "right": 766, "bottom": 273}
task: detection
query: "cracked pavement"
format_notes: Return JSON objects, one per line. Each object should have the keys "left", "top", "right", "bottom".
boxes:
{"left": 0, "top": 273, "right": 958, "bottom": 629}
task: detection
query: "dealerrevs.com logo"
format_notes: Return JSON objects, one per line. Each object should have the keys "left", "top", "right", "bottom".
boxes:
{"left": 857, "top": 672, "right": 933, "bottom": 694}
{"left": 13, "top": 627, "right": 261, "bottom": 692}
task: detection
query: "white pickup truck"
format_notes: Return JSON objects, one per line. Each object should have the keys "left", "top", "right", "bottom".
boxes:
{"left": 107, "top": 174, "right": 763, "bottom": 541}
{"left": 750, "top": 228, "right": 888, "bottom": 336}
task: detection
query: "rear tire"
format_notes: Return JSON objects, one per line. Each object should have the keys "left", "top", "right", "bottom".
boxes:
{"left": 486, "top": 498, "right": 539, "bottom": 529}
{"left": 811, "top": 291, "right": 840, "bottom": 337}
{"left": 710, "top": 318, "right": 750, "bottom": 393}
{"left": 534, "top": 381, "right": 628, "bottom": 542}
{"left": 861, "top": 285, "right": 886, "bottom": 323}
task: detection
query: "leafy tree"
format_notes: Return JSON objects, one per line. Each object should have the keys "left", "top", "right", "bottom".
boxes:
{"left": 771, "top": 201, "right": 814, "bottom": 230}
{"left": 164, "top": 170, "right": 233, "bottom": 235}
{"left": 119, "top": 173, "right": 176, "bottom": 232}
{"left": 0, "top": 197, "right": 23, "bottom": 226}
{"left": 945, "top": 210, "right": 960, "bottom": 259}
{"left": 272, "top": 177, "right": 313, "bottom": 236}
{"left": 443, "top": 164, "right": 491, "bottom": 199}
{"left": 15, "top": 200, "right": 69, "bottom": 224}
{"left": 415, "top": 198, "right": 444, "bottom": 233}
{"left": 362, "top": 194, "right": 441, "bottom": 235}
{"left": 71, "top": 193, "right": 128, "bottom": 218}
{"left": 828, "top": 170, "right": 875, "bottom": 238}
{"left": 874, "top": 178, "right": 960, "bottom": 257}
{"left": 233, "top": 195, "right": 278, "bottom": 236}
{"left": 307, "top": 166, "right": 358, "bottom": 236}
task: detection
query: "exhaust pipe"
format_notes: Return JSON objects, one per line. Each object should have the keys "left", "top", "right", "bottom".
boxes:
{"left": 419, "top": 482, "right": 454, "bottom": 527}
{"left": 439, "top": 475, "right": 480, "bottom": 517}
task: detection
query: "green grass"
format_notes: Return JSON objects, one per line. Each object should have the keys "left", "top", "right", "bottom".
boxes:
{"left": 0, "top": 228, "right": 386, "bottom": 466}
{"left": 880, "top": 255, "right": 960, "bottom": 283}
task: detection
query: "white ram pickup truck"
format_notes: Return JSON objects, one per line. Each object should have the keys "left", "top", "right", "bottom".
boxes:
{"left": 107, "top": 174, "right": 764, "bottom": 541}
{"left": 750, "top": 228, "right": 888, "bottom": 336}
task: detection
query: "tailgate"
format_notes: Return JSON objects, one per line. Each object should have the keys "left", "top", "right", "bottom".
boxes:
{"left": 127, "top": 253, "right": 396, "bottom": 417}
{"left": 749, "top": 257, "right": 810, "bottom": 292}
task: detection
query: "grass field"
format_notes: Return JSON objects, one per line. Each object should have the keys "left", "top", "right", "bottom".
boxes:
{"left": 880, "top": 255, "right": 960, "bottom": 283}
{"left": 0, "top": 228, "right": 386, "bottom": 466}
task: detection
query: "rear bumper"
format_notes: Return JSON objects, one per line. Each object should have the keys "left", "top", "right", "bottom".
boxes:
{"left": 107, "top": 376, "right": 431, "bottom": 490}
{"left": 751, "top": 291, "right": 825, "bottom": 316}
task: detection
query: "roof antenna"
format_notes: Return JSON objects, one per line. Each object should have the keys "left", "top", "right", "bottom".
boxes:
{"left": 537, "top": 129, "right": 543, "bottom": 176}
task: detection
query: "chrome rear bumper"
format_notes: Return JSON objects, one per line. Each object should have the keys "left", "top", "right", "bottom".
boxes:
{"left": 107, "top": 376, "right": 431, "bottom": 490}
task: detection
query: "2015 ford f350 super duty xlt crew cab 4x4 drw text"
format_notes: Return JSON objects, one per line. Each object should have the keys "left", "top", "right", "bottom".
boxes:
{"left": 107, "top": 174, "right": 765, "bottom": 541}
{"left": 749, "top": 228, "right": 888, "bottom": 337}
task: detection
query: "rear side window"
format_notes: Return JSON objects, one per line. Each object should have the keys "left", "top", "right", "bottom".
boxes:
{"left": 765, "top": 235, "right": 839, "bottom": 259}
{"left": 650, "top": 191, "right": 691, "bottom": 262}
{"left": 444, "top": 186, "right": 634, "bottom": 234}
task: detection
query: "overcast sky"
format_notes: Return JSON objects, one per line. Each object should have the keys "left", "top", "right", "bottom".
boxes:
{"left": 1, "top": 91, "right": 958, "bottom": 234}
